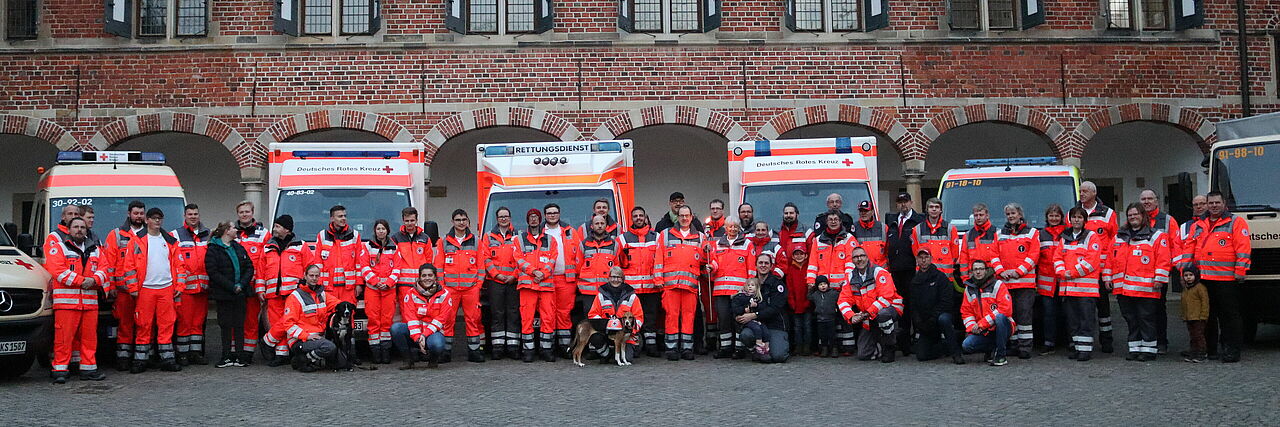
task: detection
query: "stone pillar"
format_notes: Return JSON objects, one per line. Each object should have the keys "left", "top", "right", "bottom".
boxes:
{"left": 902, "top": 159, "right": 927, "bottom": 210}
{"left": 240, "top": 167, "right": 266, "bottom": 215}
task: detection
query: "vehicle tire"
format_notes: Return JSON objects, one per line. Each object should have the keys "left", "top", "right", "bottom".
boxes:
{"left": 0, "top": 354, "right": 35, "bottom": 380}
{"left": 1241, "top": 318, "right": 1258, "bottom": 344}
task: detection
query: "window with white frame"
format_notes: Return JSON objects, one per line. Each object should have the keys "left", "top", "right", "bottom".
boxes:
{"left": 5, "top": 0, "right": 39, "bottom": 40}
{"left": 630, "top": 0, "right": 703, "bottom": 33}
{"left": 297, "top": 0, "right": 378, "bottom": 35}
{"left": 104, "top": 0, "right": 207, "bottom": 38}
{"left": 1107, "top": 0, "right": 1170, "bottom": 30}
{"left": 792, "top": 0, "right": 860, "bottom": 31}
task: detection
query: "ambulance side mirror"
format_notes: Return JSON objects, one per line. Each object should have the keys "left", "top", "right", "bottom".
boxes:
{"left": 422, "top": 221, "right": 440, "bottom": 243}
{"left": 15, "top": 232, "right": 36, "bottom": 257}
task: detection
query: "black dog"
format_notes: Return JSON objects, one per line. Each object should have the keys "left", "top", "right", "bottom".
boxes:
{"left": 325, "top": 301, "right": 358, "bottom": 371}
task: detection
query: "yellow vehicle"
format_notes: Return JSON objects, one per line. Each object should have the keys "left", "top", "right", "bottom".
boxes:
{"left": 1209, "top": 113, "right": 1280, "bottom": 334}
{"left": 937, "top": 157, "right": 1081, "bottom": 231}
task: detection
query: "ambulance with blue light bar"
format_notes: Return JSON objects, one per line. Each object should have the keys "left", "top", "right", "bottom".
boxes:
{"left": 268, "top": 143, "right": 426, "bottom": 242}
{"left": 728, "top": 137, "right": 880, "bottom": 223}
{"left": 475, "top": 140, "right": 635, "bottom": 232}
{"left": 937, "top": 157, "right": 1080, "bottom": 231}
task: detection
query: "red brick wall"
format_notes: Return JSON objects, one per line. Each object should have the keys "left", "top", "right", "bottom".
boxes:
{"left": 212, "top": 0, "right": 275, "bottom": 36}
{"left": 43, "top": 0, "right": 111, "bottom": 39}
{"left": 554, "top": 0, "right": 617, "bottom": 33}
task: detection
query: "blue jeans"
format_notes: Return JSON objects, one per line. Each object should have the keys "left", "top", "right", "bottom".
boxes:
{"left": 788, "top": 311, "right": 812, "bottom": 351}
{"left": 391, "top": 322, "right": 446, "bottom": 357}
{"left": 962, "top": 314, "right": 1012, "bottom": 358}
{"left": 740, "top": 327, "right": 789, "bottom": 363}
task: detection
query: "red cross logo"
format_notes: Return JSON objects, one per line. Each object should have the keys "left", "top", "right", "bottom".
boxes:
{"left": 99, "top": 153, "right": 109, "bottom": 161}
{"left": 383, "top": 165, "right": 394, "bottom": 174}
{"left": 842, "top": 158, "right": 855, "bottom": 167}
{"left": 13, "top": 259, "right": 34, "bottom": 270}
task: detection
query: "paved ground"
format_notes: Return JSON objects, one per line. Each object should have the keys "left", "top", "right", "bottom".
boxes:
{"left": 6, "top": 301, "right": 1280, "bottom": 425}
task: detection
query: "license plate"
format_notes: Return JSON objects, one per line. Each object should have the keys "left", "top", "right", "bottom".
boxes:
{"left": 353, "top": 319, "right": 366, "bottom": 332}
{"left": 0, "top": 341, "right": 27, "bottom": 355}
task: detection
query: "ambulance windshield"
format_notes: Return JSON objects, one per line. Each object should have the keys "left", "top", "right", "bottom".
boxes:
{"left": 1211, "top": 140, "right": 1280, "bottom": 212}
{"left": 50, "top": 196, "right": 186, "bottom": 239}
{"left": 484, "top": 189, "right": 615, "bottom": 232}
{"left": 275, "top": 189, "right": 411, "bottom": 240}
{"left": 939, "top": 176, "right": 1076, "bottom": 230}
{"left": 744, "top": 182, "right": 873, "bottom": 228}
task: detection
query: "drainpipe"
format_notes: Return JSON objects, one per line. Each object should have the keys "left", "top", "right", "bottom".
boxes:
{"left": 1237, "top": 0, "right": 1252, "bottom": 117}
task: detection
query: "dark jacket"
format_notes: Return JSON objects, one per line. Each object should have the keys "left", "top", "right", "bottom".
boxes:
{"left": 886, "top": 210, "right": 925, "bottom": 272}
{"left": 808, "top": 288, "right": 841, "bottom": 322}
{"left": 908, "top": 265, "right": 956, "bottom": 332}
{"left": 654, "top": 210, "right": 705, "bottom": 234}
{"left": 749, "top": 273, "right": 788, "bottom": 330}
{"left": 205, "top": 239, "right": 255, "bottom": 301}
{"left": 730, "top": 293, "right": 756, "bottom": 316}
{"left": 813, "top": 210, "right": 854, "bottom": 235}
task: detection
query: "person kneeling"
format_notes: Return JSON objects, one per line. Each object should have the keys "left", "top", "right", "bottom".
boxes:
{"left": 278, "top": 265, "right": 338, "bottom": 372}
{"left": 392, "top": 263, "right": 451, "bottom": 369}
{"left": 960, "top": 260, "right": 1015, "bottom": 366}
{"left": 579, "top": 266, "right": 644, "bottom": 365}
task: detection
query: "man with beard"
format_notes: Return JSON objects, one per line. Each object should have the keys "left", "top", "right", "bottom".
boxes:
{"left": 101, "top": 200, "right": 146, "bottom": 371}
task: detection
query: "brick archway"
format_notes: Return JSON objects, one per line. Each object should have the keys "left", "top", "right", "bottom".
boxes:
{"left": 423, "top": 107, "right": 582, "bottom": 164}
{"left": 756, "top": 104, "right": 911, "bottom": 158}
{"left": 1065, "top": 102, "right": 1216, "bottom": 157}
{"left": 88, "top": 112, "right": 253, "bottom": 167}
{"left": 917, "top": 104, "right": 1067, "bottom": 158}
{"left": 591, "top": 105, "right": 748, "bottom": 141}
{"left": 0, "top": 114, "right": 80, "bottom": 150}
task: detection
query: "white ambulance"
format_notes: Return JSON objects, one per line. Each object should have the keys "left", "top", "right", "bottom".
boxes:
{"left": 0, "top": 227, "right": 52, "bottom": 379}
{"left": 1209, "top": 113, "right": 1280, "bottom": 332}
{"left": 475, "top": 140, "right": 635, "bottom": 231}
{"left": 267, "top": 143, "right": 427, "bottom": 241}
{"left": 936, "top": 157, "right": 1080, "bottom": 231}
{"left": 728, "top": 137, "right": 881, "bottom": 224}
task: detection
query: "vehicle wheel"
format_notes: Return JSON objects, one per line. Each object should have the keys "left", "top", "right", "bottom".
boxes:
{"left": 1241, "top": 318, "right": 1258, "bottom": 344}
{"left": 0, "top": 354, "right": 35, "bottom": 380}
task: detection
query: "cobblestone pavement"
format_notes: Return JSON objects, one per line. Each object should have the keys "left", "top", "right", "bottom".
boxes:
{"left": 6, "top": 301, "right": 1280, "bottom": 426}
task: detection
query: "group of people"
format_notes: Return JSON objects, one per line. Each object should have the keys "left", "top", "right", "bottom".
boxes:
{"left": 41, "top": 181, "right": 1251, "bottom": 382}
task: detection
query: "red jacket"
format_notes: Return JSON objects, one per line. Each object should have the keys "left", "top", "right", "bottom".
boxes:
{"left": 912, "top": 217, "right": 959, "bottom": 277}
{"left": 958, "top": 221, "right": 998, "bottom": 280}
{"left": 171, "top": 225, "right": 210, "bottom": 294}
{"left": 1081, "top": 202, "right": 1119, "bottom": 244}
{"left": 515, "top": 229, "right": 558, "bottom": 291}
{"left": 361, "top": 239, "right": 401, "bottom": 291}
{"left": 1053, "top": 229, "right": 1104, "bottom": 298}
{"left": 709, "top": 235, "right": 754, "bottom": 296}
{"left": 837, "top": 264, "right": 902, "bottom": 328}
{"left": 620, "top": 225, "right": 660, "bottom": 294}
{"left": 278, "top": 287, "right": 332, "bottom": 343}
{"left": 655, "top": 226, "right": 706, "bottom": 292}
{"left": 1108, "top": 226, "right": 1172, "bottom": 299}
{"left": 807, "top": 228, "right": 855, "bottom": 288}
{"left": 1035, "top": 225, "right": 1066, "bottom": 297}
{"left": 314, "top": 225, "right": 366, "bottom": 290}
{"left": 850, "top": 219, "right": 888, "bottom": 267}
{"left": 436, "top": 230, "right": 481, "bottom": 289}
{"left": 44, "top": 235, "right": 108, "bottom": 310}
{"left": 260, "top": 233, "right": 313, "bottom": 299}
{"left": 393, "top": 226, "right": 435, "bottom": 287}
{"left": 101, "top": 225, "right": 142, "bottom": 291}
{"left": 588, "top": 284, "right": 645, "bottom": 333}
{"left": 401, "top": 287, "right": 453, "bottom": 341}
{"left": 545, "top": 222, "right": 582, "bottom": 281}
{"left": 121, "top": 230, "right": 187, "bottom": 293}
{"left": 480, "top": 226, "right": 520, "bottom": 283}
{"left": 578, "top": 233, "right": 623, "bottom": 295}
{"left": 1184, "top": 214, "right": 1251, "bottom": 282}
{"left": 993, "top": 222, "right": 1039, "bottom": 290}
{"left": 236, "top": 221, "right": 272, "bottom": 294}
{"left": 961, "top": 277, "right": 1014, "bottom": 334}
{"left": 1148, "top": 210, "right": 1183, "bottom": 266}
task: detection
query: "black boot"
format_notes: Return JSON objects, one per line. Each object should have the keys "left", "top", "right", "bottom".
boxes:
{"left": 130, "top": 361, "right": 147, "bottom": 374}
{"left": 540, "top": 348, "right": 556, "bottom": 362}
{"left": 880, "top": 345, "right": 897, "bottom": 363}
{"left": 713, "top": 347, "right": 733, "bottom": 359}
{"left": 681, "top": 349, "right": 695, "bottom": 360}
{"left": 522, "top": 349, "right": 535, "bottom": 363}
{"left": 491, "top": 344, "right": 505, "bottom": 361}
{"left": 52, "top": 372, "right": 68, "bottom": 384}
{"left": 467, "top": 349, "right": 486, "bottom": 363}
{"left": 80, "top": 369, "right": 106, "bottom": 381}
{"left": 426, "top": 351, "right": 440, "bottom": 369}
{"left": 160, "top": 359, "right": 182, "bottom": 372}
{"left": 187, "top": 351, "right": 208, "bottom": 366}
{"left": 176, "top": 353, "right": 189, "bottom": 366}
{"left": 1076, "top": 351, "right": 1093, "bottom": 361}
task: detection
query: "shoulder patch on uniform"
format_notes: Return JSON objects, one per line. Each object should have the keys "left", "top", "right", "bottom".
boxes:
{"left": 778, "top": 284, "right": 785, "bottom": 293}
{"left": 49, "top": 246, "right": 58, "bottom": 255}
{"left": 878, "top": 275, "right": 887, "bottom": 283}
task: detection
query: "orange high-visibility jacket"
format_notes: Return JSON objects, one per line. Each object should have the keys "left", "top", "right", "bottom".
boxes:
{"left": 1053, "top": 229, "right": 1104, "bottom": 298}
{"left": 171, "top": 225, "right": 210, "bottom": 293}
{"left": 314, "top": 225, "right": 365, "bottom": 290}
{"left": 435, "top": 230, "right": 482, "bottom": 289}
{"left": 361, "top": 239, "right": 401, "bottom": 290}
{"left": 850, "top": 219, "right": 888, "bottom": 267}
{"left": 807, "top": 229, "right": 856, "bottom": 288}
{"left": 260, "top": 234, "right": 312, "bottom": 299}
{"left": 121, "top": 230, "right": 187, "bottom": 293}
{"left": 912, "top": 218, "right": 959, "bottom": 276}
{"left": 961, "top": 277, "right": 1014, "bottom": 334}
{"left": 958, "top": 222, "right": 998, "bottom": 280}
{"left": 235, "top": 222, "right": 271, "bottom": 294}
{"left": 392, "top": 226, "right": 435, "bottom": 287}
{"left": 1184, "top": 214, "right": 1251, "bottom": 282}
{"left": 1035, "top": 225, "right": 1066, "bottom": 297}
{"left": 655, "top": 227, "right": 706, "bottom": 292}
{"left": 1108, "top": 226, "right": 1172, "bottom": 299}
{"left": 44, "top": 235, "right": 108, "bottom": 310}
{"left": 837, "top": 264, "right": 903, "bottom": 328}
{"left": 515, "top": 229, "right": 559, "bottom": 291}
{"left": 589, "top": 284, "right": 645, "bottom": 340}
{"left": 480, "top": 226, "right": 520, "bottom": 283}
{"left": 619, "top": 225, "right": 660, "bottom": 294}
{"left": 280, "top": 287, "right": 332, "bottom": 343}
{"left": 709, "top": 235, "right": 754, "bottom": 296}
{"left": 578, "top": 233, "right": 623, "bottom": 295}
{"left": 993, "top": 222, "right": 1040, "bottom": 290}
{"left": 401, "top": 287, "right": 454, "bottom": 341}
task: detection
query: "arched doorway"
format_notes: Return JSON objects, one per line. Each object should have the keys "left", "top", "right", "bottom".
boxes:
{"left": 113, "top": 133, "right": 242, "bottom": 223}
{"left": 926, "top": 122, "right": 1059, "bottom": 228}
{"left": 1081, "top": 121, "right": 1206, "bottom": 217}
{"left": 0, "top": 134, "right": 60, "bottom": 235}
{"left": 779, "top": 122, "right": 906, "bottom": 217}
{"left": 428, "top": 126, "right": 559, "bottom": 225}
{"left": 617, "top": 124, "right": 729, "bottom": 223}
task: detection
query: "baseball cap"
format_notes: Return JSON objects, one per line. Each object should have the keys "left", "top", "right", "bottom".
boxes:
{"left": 858, "top": 200, "right": 873, "bottom": 211}
{"left": 669, "top": 192, "right": 685, "bottom": 201}
{"left": 897, "top": 192, "right": 912, "bottom": 202}
{"left": 917, "top": 248, "right": 931, "bottom": 256}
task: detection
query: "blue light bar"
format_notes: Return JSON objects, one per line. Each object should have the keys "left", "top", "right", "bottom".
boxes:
{"left": 292, "top": 150, "right": 400, "bottom": 159}
{"left": 964, "top": 157, "right": 1059, "bottom": 168}
{"left": 593, "top": 141, "right": 622, "bottom": 153}
{"left": 57, "top": 151, "right": 166, "bottom": 164}
{"left": 835, "top": 137, "right": 852, "bottom": 154}
{"left": 754, "top": 140, "right": 772, "bottom": 157}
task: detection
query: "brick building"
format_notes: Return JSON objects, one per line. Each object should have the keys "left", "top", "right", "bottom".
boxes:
{"left": 1, "top": 0, "right": 1277, "bottom": 230}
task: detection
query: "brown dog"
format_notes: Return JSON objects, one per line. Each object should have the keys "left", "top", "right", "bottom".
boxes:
{"left": 571, "top": 313, "right": 638, "bottom": 367}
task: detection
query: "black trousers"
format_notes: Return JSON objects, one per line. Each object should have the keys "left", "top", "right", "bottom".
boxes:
{"left": 1096, "top": 285, "right": 1114, "bottom": 346}
{"left": 1117, "top": 295, "right": 1159, "bottom": 355}
{"left": 216, "top": 297, "right": 247, "bottom": 360}
{"left": 815, "top": 320, "right": 836, "bottom": 347}
{"left": 891, "top": 269, "right": 915, "bottom": 352}
{"left": 485, "top": 280, "right": 520, "bottom": 349}
{"left": 712, "top": 296, "right": 738, "bottom": 351}
{"left": 637, "top": 293, "right": 663, "bottom": 351}
{"left": 1204, "top": 280, "right": 1243, "bottom": 356}
{"left": 1064, "top": 296, "right": 1097, "bottom": 353}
